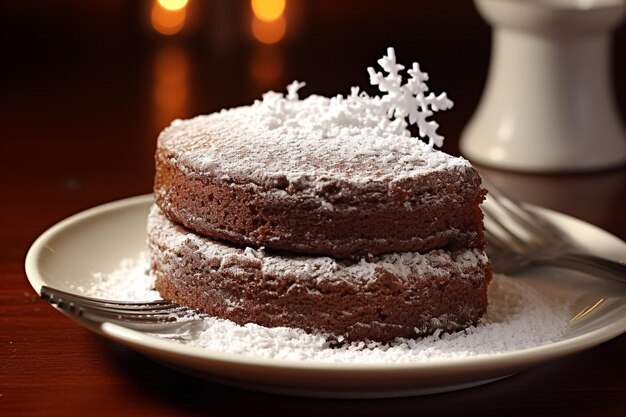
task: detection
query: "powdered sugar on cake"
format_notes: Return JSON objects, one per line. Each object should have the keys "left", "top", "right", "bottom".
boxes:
{"left": 86, "top": 254, "right": 570, "bottom": 363}
{"left": 159, "top": 48, "right": 464, "bottom": 189}
{"left": 148, "top": 205, "right": 487, "bottom": 285}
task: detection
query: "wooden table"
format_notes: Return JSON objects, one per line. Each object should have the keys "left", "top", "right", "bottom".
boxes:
{"left": 2, "top": 2, "right": 625, "bottom": 416}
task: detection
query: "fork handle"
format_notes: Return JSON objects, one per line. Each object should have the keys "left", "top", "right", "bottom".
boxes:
{"left": 541, "top": 253, "right": 626, "bottom": 286}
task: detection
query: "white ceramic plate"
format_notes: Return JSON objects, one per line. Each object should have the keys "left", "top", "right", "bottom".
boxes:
{"left": 25, "top": 195, "right": 626, "bottom": 398}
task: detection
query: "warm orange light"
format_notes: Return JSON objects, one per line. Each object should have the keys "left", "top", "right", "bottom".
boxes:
{"left": 152, "top": 1, "right": 186, "bottom": 35}
{"left": 251, "top": 15, "right": 286, "bottom": 44}
{"left": 251, "top": 0, "right": 286, "bottom": 22}
{"left": 250, "top": 47, "right": 284, "bottom": 85}
{"left": 155, "top": 47, "right": 189, "bottom": 84}
{"left": 153, "top": 46, "right": 189, "bottom": 116}
{"left": 155, "top": 81, "right": 187, "bottom": 110}
{"left": 158, "top": 0, "right": 188, "bottom": 12}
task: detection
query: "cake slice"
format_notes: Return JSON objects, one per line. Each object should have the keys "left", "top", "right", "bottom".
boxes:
{"left": 154, "top": 103, "right": 485, "bottom": 259}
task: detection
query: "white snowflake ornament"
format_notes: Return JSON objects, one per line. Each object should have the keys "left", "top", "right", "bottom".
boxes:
{"left": 253, "top": 47, "right": 453, "bottom": 148}
{"left": 368, "top": 47, "right": 453, "bottom": 147}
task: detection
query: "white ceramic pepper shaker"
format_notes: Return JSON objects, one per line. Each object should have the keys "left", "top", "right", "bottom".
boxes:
{"left": 461, "top": 0, "right": 626, "bottom": 172}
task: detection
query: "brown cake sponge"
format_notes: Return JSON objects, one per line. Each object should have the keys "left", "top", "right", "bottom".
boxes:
{"left": 148, "top": 205, "right": 492, "bottom": 343}
{"left": 154, "top": 108, "right": 486, "bottom": 259}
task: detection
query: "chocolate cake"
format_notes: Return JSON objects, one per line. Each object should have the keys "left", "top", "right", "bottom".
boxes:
{"left": 149, "top": 206, "right": 491, "bottom": 342}
{"left": 154, "top": 106, "right": 485, "bottom": 259}
{"left": 149, "top": 48, "right": 492, "bottom": 342}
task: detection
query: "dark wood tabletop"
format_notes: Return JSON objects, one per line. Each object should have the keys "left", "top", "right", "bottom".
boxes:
{"left": 2, "top": 1, "right": 625, "bottom": 416}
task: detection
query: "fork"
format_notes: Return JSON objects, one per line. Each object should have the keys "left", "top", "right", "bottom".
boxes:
{"left": 482, "top": 183, "right": 626, "bottom": 286}
{"left": 40, "top": 285, "right": 206, "bottom": 331}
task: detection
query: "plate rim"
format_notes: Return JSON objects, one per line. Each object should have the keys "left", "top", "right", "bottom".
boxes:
{"left": 24, "top": 194, "right": 626, "bottom": 374}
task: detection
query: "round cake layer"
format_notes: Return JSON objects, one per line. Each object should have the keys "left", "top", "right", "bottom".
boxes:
{"left": 155, "top": 103, "right": 486, "bottom": 258}
{"left": 148, "top": 205, "right": 492, "bottom": 343}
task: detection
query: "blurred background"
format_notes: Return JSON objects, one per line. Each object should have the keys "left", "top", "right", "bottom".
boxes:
{"left": 1, "top": 0, "right": 625, "bottom": 257}
{"left": 3, "top": 4, "right": 626, "bottom": 413}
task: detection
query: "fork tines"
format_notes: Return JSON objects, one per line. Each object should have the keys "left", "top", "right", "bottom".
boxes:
{"left": 482, "top": 182, "right": 569, "bottom": 252}
{"left": 40, "top": 285, "right": 198, "bottom": 323}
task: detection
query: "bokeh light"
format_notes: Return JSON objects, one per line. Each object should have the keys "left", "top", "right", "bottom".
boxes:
{"left": 153, "top": 45, "right": 189, "bottom": 127}
{"left": 152, "top": 0, "right": 187, "bottom": 35}
{"left": 250, "top": 46, "right": 284, "bottom": 85}
{"left": 251, "top": 15, "right": 286, "bottom": 44}
{"left": 251, "top": 0, "right": 286, "bottom": 22}
{"left": 158, "top": 0, "right": 189, "bottom": 12}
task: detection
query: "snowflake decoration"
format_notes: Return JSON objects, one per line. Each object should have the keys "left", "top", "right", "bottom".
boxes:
{"left": 254, "top": 48, "right": 453, "bottom": 148}
{"left": 367, "top": 47, "right": 453, "bottom": 147}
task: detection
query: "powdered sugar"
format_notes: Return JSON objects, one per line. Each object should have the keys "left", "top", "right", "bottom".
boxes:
{"left": 253, "top": 48, "right": 452, "bottom": 148}
{"left": 73, "top": 252, "right": 160, "bottom": 300}
{"left": 158, "top": 48, "right": 464, "bottom": 189}
{"left": 160, "top": 107, "right": 468, "bottom": 188}
{"left": 148, "top": 205, "right": 488, "bottom": 285}
{"left": 186, "top": 274, "right": 569, "bottom": 362}
{"left": 86, "top": 254, "right": 571, "bottom": 363}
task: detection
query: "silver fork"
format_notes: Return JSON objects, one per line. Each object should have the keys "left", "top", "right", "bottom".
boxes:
{"left": 40, "top": 285, "right": 206, "bottom": 331}
{"left": 482, "top": 183, "right": 626, "bottom": 286}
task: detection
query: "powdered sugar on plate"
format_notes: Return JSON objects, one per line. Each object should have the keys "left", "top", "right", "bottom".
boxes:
{"left": 85, "top": 253, "right": 571, "bottom": 363}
